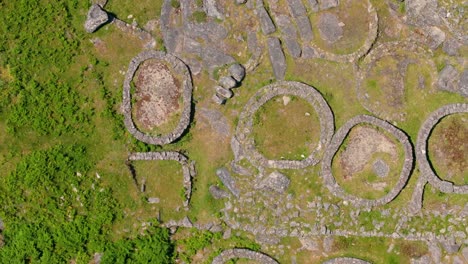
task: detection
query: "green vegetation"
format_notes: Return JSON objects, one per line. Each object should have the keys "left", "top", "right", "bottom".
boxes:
{"left": 252, "top": 95, "right": 320, "bottom": 160}
{"left": 192, "top": 11, "right": 208, "bottom": 23}
{"left": 171, "top": 0, "right": 181, "bottom": 9}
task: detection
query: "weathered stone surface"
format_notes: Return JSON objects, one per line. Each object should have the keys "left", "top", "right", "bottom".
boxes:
{"left": 307, "top": 0, "right": 319, "bottom": 12}
{"left": 295, "top": 16, "right": 314, "bottom": 41}
{"left": 276, "top": 15, "right": 302, "bottom": 58}
{"left": 180, "top": 216, "right": 193, "bottom": 228}
{"left": 147, "top": 197, "right": 160, "bottom": 204}
{"left": 459, "top": 70, "right": 468, "bottom": 97}
{"left": 267, "top": 37, "right": 287, "bottom": 80}
{"left": 286, "top": 0, "right": 307, "bottom": 17}
{"left": 212, "top": 93, "right": 226, "bottom": 105}
{"left": 256, "top": 234, "right": 280, "bottom": 245}
{"left": 442, "top": 38, "right": 461, "bottom": 56}
{"left": 373, "top": 159, "right": 389, "bottom": 178}
{"left": 320, "top": 0, "right": 339, "bottom": 10}
{"left": 440, "top": 237, "right": 461, "bottom": 253}
{"left": 198, "top": 107, "right": 231, "bottom": 137}
{"left": 216, "top": 167, "right": 240, "bottom": 197}
{"left": 219, "top": 76, "right": 237, "bottom": 89}
{"left": 261, "top": 171, "right": 290, "bottom": 193}
{"left": 257, "top": 6, "right": 276, "bottom": 35}
{"left": 204, "top": 0, "right": 224, "bottom": 20}
{"left": 216, "top": 86, "right": 234, "bottom": 99}
{"left": 236, "top": 0, "right": 247, "bottom": 4}
{"left": 438, "top": 65, "right": 459, "bottom": 93}
{"left": 462, "top": 247, "right": 468, "bottom": 262}
{"left": 322, "top": 257, "right": 371, "bottom": 264}
{"left": 201, "top": 47, "right": 236, "bottom": 71}
{"left": 406, "top": 0, "right": 441, "bottom": 27}
{"left": 318, "top": 13, "right": 343, "bottom": 43}
{"left": 410, "top": 255, "right": 433, "bottom": 264}
{"left": 209, "top": 185, "right": 230, "bottom": 199}
{"left": 84, "top": 4, "right": 109, "bottom": 33}
{"left": 229, "top": 63, "right": 246, "bottom": 82}
{"left": 212, "top": 248, "right": 278, "bottom": 264}
{"left": 323, "top": 236, "right": 334, "bottom": 252}
{"left": 426, "top": 26, "right": 445, "bottom": 50}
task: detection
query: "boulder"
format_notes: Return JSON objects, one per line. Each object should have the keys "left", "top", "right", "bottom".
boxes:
{"left": 228, "top": 63, "right": 246, "bottom": 82}
{"left": 320, "top": 0, "right": 339, "bottom": 10}
{"left": 437, "top": 65, "right": 459, "bottom": 93}
{"left": 257, "top": 6, "right": 276, "bottom": 35}
{"left": 426, "top": 26, "right": 445, "bottom": 50}
{"left": 443, "top": 38, "right": 461, "bottom": 56}
{"left": 84, "top": 4, "right": 109, "bottom": 33}
{"left": 212, "top": 93, "right": 226, "bottom": 105}
{"left": 216, "top": 167, "right": 240, "bottom": 197}
{"left": 236, "top": 0, "right": 247, "bottom": 4}
{"left": 262, "top": 171, "right": 290, "bottom": 193}
{"left": 209, "top": 185, "right": 230, "bottom": 199}
{"left": 219, "top": 76, "right": 237, "bottom": 89}
{"left": 267, "top": 37, "right": 287, "bottom": 80}
{"left": 147, "top": 197, "right": 160, "bottom": 204}
{"left": 216, "top": 86, "right": 234, "bottom": 99}
{"left": 373, "top": 159, "right": 390, "bottom": 178}
{"left": 318, "top": 13, "right": 343, "bottom": 43}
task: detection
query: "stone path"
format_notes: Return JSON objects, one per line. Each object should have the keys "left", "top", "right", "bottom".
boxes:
{"left": 321, "top": 115, "right": 413, "bottom": 208}
{"left": 233, "top": 81, "right": 334, "bottom": 169}
{"left": 128, "top": 151, "right": 196, "bottom": 208}
{"left": 123, "top": 50, "right": 192, "bottom": 145}
{"left": 416, "top": 103, "right": 468, "bottom": 195}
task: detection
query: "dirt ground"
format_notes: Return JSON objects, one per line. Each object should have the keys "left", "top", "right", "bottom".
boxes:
{"left": 340, "top": 126, "right": 397, "bottom": 179}
{"left": 133, "top": 59, "right": 181, "bottom": 130}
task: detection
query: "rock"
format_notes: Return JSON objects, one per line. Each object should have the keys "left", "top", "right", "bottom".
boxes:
{"left": 452, "top": 256, "right": 463, "bottom": 264}
{"left": 276, "top": 15, "right": 302, "bottom": 58}
{"left": 236, "top": 0, "right": 247, "bottom": 4}
{"left": 0, "top": 218, "right": 3, "bottom": 231}
{"left": 443, "top": 38, "right": 461, "bottom": 56}
{"left": 299, "top": 237, "right": 320, "bottom": 251}
{"left": 323, "top": 236, "right": 334, "bottom": 252}
{"left": 204, "top": 0, "right": 224, "bottom": 20}
{"left": 287, "top": 0, "right": 307, "bottom": 17}
{"left": 459, "top": 70, "right": 468, "bottom": 97}
{"left": 438, "top": 65, "right": 459, "bottom": 93}
{"left": 426, "top": 26, "right": 445, "bottom": 50}
{"left": 93, "top": 253, "right": 103, "bottom": 264}
{"left": 212, "top": 93, "right": 226, "bottom": 105}
{"left": 307, "top": 0, "right": 319, "bottom": 12}
{"left": 373, "top": 159, "right": 390, "bottom": 178}
{"left": 216, "top": 167, "right": 240, "bottom": 197}
{"left": 318, "top": 13, "right": 343, "bottom": 43}
{"left": 256, "top": 234, "right": 280, "bottom": 245}
{"left": 440, "top": 237, "right": 461, "bottom": 254}
{"left": 428, "top": 240, "right": 442, "bottom": 263}
{"left": 229, "top": 63, "right": 246, "bottom": 82}
{"left": 216, "top": 86, "right": 234, "bottom": 99}
{"left": 262, "top": 171, "right": 290, "bottom": 193}
{"left": 406, "top": 0, "right": 441, "bottom": 27}
{"left": 231, "top": 161, "right": 252, "bottom": 176}
{"left": 198, "top": 107, "right": 231, "bottom": 137}
{"left": 219, "top": 76, "right": 237, "bottom": 89}
{"left": 209, "top": 185, "right": 230, "bottom": 199}
{"left": 223, "top": 228, "right": 232, "bottom": 239}
{"left": 320, "top": 0, "right": 339, "bottom": 10}
{"left": 147, "top": 197, "right": 160, "bottom": 204}
{"left": 411, "top": 255, "right": 433, "bottom": 264}
{"left": 257, "top": 6, "right": 276, "bottom": 35}
{"left": 462, "top": 247, "right": 468, "bottom": 261}
{"left": 180, "top": 216, "right": 193, "bottom": 228}
{"left": 84, "top": 4, "right": 109, "bottom": 33}
{"left": 201, "top": 47, "right": 235, "bottom": 71}
{"left": 267, "top": 37, "right": 287, "bottom": 80}
{"left": 209, "top": 224, "right": 223, "bottom": 232}
{"left": 295, "top": 16, "right": 314, "bottom": 41}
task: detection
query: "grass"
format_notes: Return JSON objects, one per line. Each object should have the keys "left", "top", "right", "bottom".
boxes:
{"left": 106, "top": 0, "right": 164, "bottom": 24}
{"left": 252, "top": 95, "right": 321, "bottom": 160}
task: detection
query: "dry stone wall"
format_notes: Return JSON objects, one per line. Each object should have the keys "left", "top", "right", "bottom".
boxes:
{"left": 128, "top": 151, "right": 195, "bottom": 207}
{"left": 123, "top": 50, "right": 192, "bottom": 145}
{"left": 234, "top": 81, "right": 334, "bottom": 169}
{"left": 416, "top": 103, "right": 468, "bottom": 194}
{"left": 321, "top": 115, "right": 413, "bottom": 208}
{"left": 212, "top": 248, "right": 278, "bottom": 264}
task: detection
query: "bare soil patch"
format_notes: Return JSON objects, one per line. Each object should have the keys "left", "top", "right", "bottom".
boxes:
{"left": 339, "top": 126, "right": 397, "bottom": 179}
{"left": 429, "top": 114, "right": 468, "bottom": 185}
{"left": 132, "top": 59, "right": 182, "bottom": 131}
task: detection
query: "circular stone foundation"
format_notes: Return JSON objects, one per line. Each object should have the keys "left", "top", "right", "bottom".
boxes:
{"left": 234, "top": 81, "right": 334, "bottom": 170}
{"left": 416, "top": 103, "right": 468, "bottom": 194}
{"left": 123, "top": 50, "right": 192, "bottom": 145}
{"left": 321, "top": 115, "right": 413, "bottom": 207}
{"left": 306, "top": 0, "right": 378, "bottom": 63}
{"left": 211, "top": 248, "right": 278, "bottom": 264}
{"left": 356, "top": 41, "right": 438, "bottom": 122}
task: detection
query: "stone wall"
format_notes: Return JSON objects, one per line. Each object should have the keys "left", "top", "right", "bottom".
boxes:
{"left": 321, "top": 115, "right": 413, "bottom": 208}
{"left": 233, "top": 81, "right": 335, "bottom": 169}
{"left": 416, "top": 103, "right": 468, "bottom": 194}
{"left": 212, "top": 248, "right": 278, "bottom": 264}
{"left": 128, "top": 151, "right": 195, "bottom": 207}
{"left": 123, "top": 50, "right": 193, "bottom": 145}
